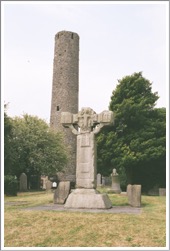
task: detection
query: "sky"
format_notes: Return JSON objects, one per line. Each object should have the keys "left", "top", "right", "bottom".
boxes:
{"left": 2, "top": 1, "right": 169, "bottom": 123}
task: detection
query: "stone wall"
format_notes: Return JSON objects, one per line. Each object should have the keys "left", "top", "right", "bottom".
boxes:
{"left": 50, "top": 31, "right": 79, "bottom": 182}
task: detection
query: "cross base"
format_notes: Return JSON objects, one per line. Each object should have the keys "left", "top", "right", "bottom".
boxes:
{"left": 64, "top": 188, "right": 112, "bottom": 209}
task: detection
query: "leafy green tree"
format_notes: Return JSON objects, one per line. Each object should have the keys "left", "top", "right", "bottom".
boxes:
{"left": 97, "top": 72, "right": 166, "bottom": 191}
{"left": 4, "top": 175, "right": 18, "bottom": 196}
{"left": 109, "top": 72, "right": 159, "bottom": 129}
{"left": 8, "top": 114, "right": 68, "bottom": 179}
{"left": 4, "top": 104, "right": 14, "bottom": 175}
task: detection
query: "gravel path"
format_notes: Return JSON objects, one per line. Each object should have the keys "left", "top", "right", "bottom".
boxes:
{"left": 22, "top": 204, "right": 142, "bottom": 214}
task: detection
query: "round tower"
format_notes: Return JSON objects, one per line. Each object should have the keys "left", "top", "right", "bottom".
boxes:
{"left": 50, "top": 30, "right": 79, "bottom": 183}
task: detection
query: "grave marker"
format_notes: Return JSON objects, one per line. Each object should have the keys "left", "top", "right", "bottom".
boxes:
{"left": 19, "top": 173, "right": 27, "bottom": 192}
{"left": 127, "top": 184, "right": 141, "bottom": 207}
{"left": 54, "top": 181, "right": 71, "bottom": 204}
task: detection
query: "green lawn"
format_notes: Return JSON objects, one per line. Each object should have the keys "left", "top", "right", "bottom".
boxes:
{"left": 4, "top": 190, "right": 166, "bottom": 247}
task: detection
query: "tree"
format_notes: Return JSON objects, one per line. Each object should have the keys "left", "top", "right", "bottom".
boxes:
{"left": 4, "top": 104, "right": 14, "bottom": 175}
{"left": 109, "top": 72, "right": 159, "bottom": 129}
{"left": 97, "top": 72, "right": 166, "bottom": 191}
{"left": 6, "top": 114, "right": 68, "bottom": 179}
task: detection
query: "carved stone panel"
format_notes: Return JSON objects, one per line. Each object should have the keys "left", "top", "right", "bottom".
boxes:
{"left": 76, "top": 133, "right": 96, "bottom": 189}
{"left": 98, "top": 110, "right": 114, "bottom": 124}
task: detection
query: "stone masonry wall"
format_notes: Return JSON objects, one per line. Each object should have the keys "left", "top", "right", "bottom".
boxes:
{"left": 50, "top": 31, "right": 79, "bottom": 182}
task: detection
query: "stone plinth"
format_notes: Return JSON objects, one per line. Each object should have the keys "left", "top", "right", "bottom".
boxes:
{"left": 64, "top": 189, "right": 112, "bottom": 209}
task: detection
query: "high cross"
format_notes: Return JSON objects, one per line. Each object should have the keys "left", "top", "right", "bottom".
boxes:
{"left": 61, "top": 107, "right": 114, "bottom": 135}
{"left": 61, "top": 107, "right": 114, "bottom": 209}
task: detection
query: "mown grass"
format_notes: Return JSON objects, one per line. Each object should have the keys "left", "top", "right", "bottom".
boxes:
{"left": 4, "top": 190, "right": 166, "bottom": 248}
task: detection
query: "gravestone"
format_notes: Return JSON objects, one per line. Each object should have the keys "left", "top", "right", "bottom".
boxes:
{"left": 54, "top": 181, "right": 71, "bottom": 204}
{"left": 159, "top": 188, "right": 166, "bottom": 196}
{"left": 19, "top": 173, "right": 27, "bottom": 192}
{"left": 40, "top": 175, "right": 48, "bottom": 189}
{"left": 102, "top": 176, "right": 106, "bottom": 186}
{"left": 45, "top": 180, "right": 52, "bottom": 192}
{"left": 109, "top": 168, "right": 121, "bottom": 194}
{"left": 61, "top": 107, "right": 114, "bottom": 209}
{"left": 127, "top": 184, "right": 141, "bottom": 207}
{"left": 105, "top": 176, "right": 112, "bottom": 186}
{"left": 97, "top": 173, "right": 102, "bottom": 187}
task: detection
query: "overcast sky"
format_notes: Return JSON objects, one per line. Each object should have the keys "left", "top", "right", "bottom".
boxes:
{"left": 2, "top": 1, "right": 168, "bottom": 123}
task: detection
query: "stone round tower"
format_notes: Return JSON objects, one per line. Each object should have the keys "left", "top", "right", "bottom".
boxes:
{"left": 50, "top": 30, "right": 79, "bottom": 183}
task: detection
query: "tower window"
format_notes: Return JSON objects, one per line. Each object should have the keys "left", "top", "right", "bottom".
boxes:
{"left": 56, "top": 106, "right": 60, "bottom": 111}
{"left": 57, "top": 34, "right": 59, "bottom": 39}
{"left": 71, "top": 33, "right": 74, "bottom": 39}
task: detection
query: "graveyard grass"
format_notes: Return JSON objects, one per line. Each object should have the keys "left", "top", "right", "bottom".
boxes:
{"left": 4, "top": 189, "right": 166, "bottom": 247}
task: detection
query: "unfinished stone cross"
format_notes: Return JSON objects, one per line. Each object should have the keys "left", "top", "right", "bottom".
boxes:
{"left": 61, "top": 107, "right": 114, "bottom": 188}
{"left": 61, "top": 107, "right": 114, "bottom": 209}
{"left": 61, "top": 107, "right": 113, "bottom": 134}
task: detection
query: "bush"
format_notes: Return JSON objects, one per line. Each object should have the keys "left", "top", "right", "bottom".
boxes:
{"left": 4, "top": 175, "right": 18, "bottom": 196}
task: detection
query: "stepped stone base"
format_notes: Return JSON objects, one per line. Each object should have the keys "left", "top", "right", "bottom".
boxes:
{"left": 64, "top": 188, "right": 112, "bottom": 209}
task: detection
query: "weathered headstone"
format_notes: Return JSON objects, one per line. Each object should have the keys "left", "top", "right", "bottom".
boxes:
{"left": 127, "top": 184, "right": 141, "bottom": 207}
{"left": 61, "top": 107, "right": 114, "bottom": 209}
{"left": 109, "top": 168, "right": 121, "bottom": 194}
{"left": 41, "top": 175, "right": 48, "bottom": 189}
{"left": 97, "top": 173, "right": 102, "bottom": 187}
{"left": 45, "top": 180, "right": 52, "bottom": 192}
{"left": 159, "top": 188, "right": 166, "bottom": 196}
{"left": 19, "top": 173, "right": 27, "bottom": 192}
{"left": 105, "top": 176, "right": 112, "bottom": 186}
{"left": 102, "top": 176, "right": 106, "bottom": 187}
{"left": 54, "top": 181, "right": 71, "bottom": 204}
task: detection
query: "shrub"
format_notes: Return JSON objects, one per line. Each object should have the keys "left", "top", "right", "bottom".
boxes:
{"left": 4, "top": 175, "right": 18, "bottom": 196}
